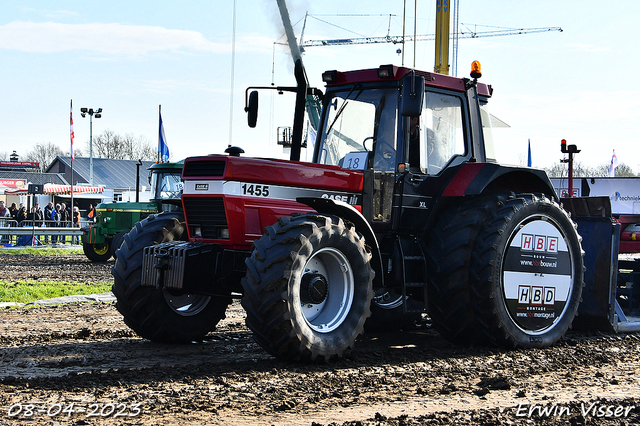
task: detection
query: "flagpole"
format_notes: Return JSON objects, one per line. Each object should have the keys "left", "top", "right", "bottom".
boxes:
{"left": 158, "top": 105, "right": 161, "bottom": 163}
{"left": 70, "top": 99, "right": 74, "bottom": 219}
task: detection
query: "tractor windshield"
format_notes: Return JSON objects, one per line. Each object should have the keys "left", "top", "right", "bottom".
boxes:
{"left": 316, "top": 87, "right": 398, "bottom": 171}
{"left": 151, "top": 171, "right": 183, "bottom": 201}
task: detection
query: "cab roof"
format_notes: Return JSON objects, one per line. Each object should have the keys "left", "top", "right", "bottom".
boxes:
{"left": 323, "top": 64, "right": 492, "bottom": 97}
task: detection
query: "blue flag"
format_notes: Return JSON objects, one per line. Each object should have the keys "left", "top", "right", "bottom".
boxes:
{"left": 527, "top": 139, "right": 532, "bottom": 167}
{"left": 159, "top": 111, "right": 169, "bottom": 162}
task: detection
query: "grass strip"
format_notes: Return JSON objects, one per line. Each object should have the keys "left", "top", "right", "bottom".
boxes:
{"left": 0, "top": 247, "right": 83, "bottom": 255}
{"left": 0, "top": 280, "right": 112, "bottom": 304}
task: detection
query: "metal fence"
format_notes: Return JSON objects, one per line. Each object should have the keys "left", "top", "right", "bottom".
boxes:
{"left": 0, "top": 219, "right": 94, "bottom": 246}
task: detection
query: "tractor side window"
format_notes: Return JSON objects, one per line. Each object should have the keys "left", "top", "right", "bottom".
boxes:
{"left": 479, "top": 101, "right": 498, "bottom": 163}
{"left": 420, "top": 92, "right": 466, "bottom": 175}
{"left": 317, "top": 88, "right": 397, "bottom": 171}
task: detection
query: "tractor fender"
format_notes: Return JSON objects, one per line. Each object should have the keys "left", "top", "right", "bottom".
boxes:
{"left": 297, "top": 196, "right": 384, "bottom": 287}
{"left": 442, "top": 163, "right": 558, "bottom": 201}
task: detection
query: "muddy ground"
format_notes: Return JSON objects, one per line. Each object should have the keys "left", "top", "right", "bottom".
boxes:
{"left": 0, "top": 252, "right": 638, "bottom": 425}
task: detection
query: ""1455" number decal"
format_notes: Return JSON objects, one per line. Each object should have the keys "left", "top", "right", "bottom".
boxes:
{"left": 241, "top": 183, "right": 270, "bottom": 197}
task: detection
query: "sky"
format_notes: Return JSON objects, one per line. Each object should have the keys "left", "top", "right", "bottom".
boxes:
{"left": 0, "top": 0, "right": 638, "bottom": 173}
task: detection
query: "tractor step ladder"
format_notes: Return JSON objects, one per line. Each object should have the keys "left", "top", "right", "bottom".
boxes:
{"left": 398, "top": 236, "right": 428, "bottom": 314}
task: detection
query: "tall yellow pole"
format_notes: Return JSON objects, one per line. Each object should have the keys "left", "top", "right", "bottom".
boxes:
{"left": 434, "top": 0, "right": 450, "bottom": 75}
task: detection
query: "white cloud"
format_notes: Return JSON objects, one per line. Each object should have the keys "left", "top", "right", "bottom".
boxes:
{"left": 0, "top": 21, "right": 270, "bottom": 57}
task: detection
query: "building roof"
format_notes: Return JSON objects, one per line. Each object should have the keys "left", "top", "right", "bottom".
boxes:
{"left": 0, "top": 171, "right": 66, "bottom": 186}
{"left": 46, "top": 157, "right": 156, "bottom": 191}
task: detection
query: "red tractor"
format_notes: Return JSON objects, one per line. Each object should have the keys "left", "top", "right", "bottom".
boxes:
{"left": 112, "top": 60, "right": 588, "bottom": 361}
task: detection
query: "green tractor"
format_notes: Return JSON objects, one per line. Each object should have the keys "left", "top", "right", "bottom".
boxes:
{"left": 81, "top": 161, "right": 183, "bottom": 262}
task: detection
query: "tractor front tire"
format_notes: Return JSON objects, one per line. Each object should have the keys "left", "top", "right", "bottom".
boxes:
{"left": 111, "top": 212, "right": 230, "bottom": 343}
{"left": 241, "top": 213, "right": 374, "bottom": 362}
{"left": 83, "top": 241, "right": 112, "bottom": 262}
{"left": 470, "top": 194, "right": 584, "bottom": 348}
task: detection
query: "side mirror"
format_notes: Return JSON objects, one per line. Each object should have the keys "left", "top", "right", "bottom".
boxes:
{"left": 246, "top": 91, "right": 259, "bottom": 128}
{"left": 400, "top": 73, "right": 425, "bottom": 117}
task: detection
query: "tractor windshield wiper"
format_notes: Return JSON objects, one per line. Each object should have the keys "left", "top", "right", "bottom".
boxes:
{"left": 326, "top": 84, "right": 362, "bottom": 135}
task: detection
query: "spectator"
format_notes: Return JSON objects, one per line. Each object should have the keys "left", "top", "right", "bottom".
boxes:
{"left": 34, "top": 203, "right": 44, "bottom": 226}
{"left": 59, "top": 203, "right": 70, "bottom": 244}
{"left": 9, "top": 203, "right": 18, "bottom": 221}
{"left": 43, "top": 202, "right": 53, "bottom": 244}
{"left": 0, "top": 201, "right": 9, "bottom": 218}
{"left": 0, "top": 201, "right": 9, "bottom": 244}
{"left": 6, "top": 203, "right": 19, "bottom": 243}
{"left": 17, "top": 206, "right": 28, "bottom": 224}
{"left": 50, "top": 204, "right": 60, "bottom": 244}
{"left": 72, "top": 206, "right": 80, "bottom": 244}
{"left": 88, "top": 204, "right": 96, "bottom": 223}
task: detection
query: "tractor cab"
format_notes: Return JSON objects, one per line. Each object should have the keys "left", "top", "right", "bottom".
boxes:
{"left": 148, "top": 161, "right": 184, "bottom": 212}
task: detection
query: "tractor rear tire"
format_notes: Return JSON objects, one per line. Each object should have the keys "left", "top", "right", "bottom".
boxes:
{"left": 83, "top": 241, "right": 112, "bottom": 262}
{"left": 111, "top": 212, "right": 231, "bottom": 343}
{"left": 425, "top": 194, "right": 507, "bottom": 345}
{"left": 241, "top": 213, "right": 374, "bottom": 362}
{"left": 470, "top": 194, "right": 584, "bottom": 348}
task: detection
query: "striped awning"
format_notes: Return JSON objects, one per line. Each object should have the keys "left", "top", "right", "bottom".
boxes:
{"left": 5, "top": 183, "right": 104, "bottom": 195}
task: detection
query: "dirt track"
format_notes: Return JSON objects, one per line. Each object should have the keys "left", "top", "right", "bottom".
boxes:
{"left": 1, "top": 253, "right": 639, "bottom": 425}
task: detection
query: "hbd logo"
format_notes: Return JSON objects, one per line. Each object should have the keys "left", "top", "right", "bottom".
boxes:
{"left": 518, "top": 285, "right": 556, "bottom": 305}
{"left": 521, "top": 234, "right": 558, "bottom": 253}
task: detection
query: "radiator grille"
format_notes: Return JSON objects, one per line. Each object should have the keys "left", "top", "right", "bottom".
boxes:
{"left": 183, "top": 160, "right": 226, "bottom": 178}
{"left": 183, "top": 196, "right": 228, "bottom": 239}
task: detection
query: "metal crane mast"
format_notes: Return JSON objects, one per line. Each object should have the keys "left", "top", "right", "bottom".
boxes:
{"left": 298, "top": 9, "right": 561, "bottom": 77}
{"left": 434, "top": 0, "right": 450, "bottom": 74}
{"left": 299, "top": 26, "right": 562, "bottom": 48}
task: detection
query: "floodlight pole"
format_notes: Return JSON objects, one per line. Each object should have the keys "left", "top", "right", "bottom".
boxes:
{"left": 81, "top": 107, "right": 103, "bottom": 186}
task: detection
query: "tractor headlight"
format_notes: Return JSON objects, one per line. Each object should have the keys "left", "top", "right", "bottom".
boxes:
{"left": 219, "top": 228, "right": 229, "bottom": 239}
{"left": 193, "top": 226, "right": 202, "bottom": 238}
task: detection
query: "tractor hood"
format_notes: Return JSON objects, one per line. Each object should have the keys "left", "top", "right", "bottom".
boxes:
{"left": 182, "top": 155, "right": 363, "bottom": 193}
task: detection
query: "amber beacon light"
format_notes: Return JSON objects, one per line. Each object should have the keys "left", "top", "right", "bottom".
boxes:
{"left": 470, "top": 61, "right": 482, "bottom": 79}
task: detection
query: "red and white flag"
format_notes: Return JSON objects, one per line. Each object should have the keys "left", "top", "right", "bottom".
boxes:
{"left": 609, "top": 149, "right": 618, "bottom": 177}
{"left": 70, "top": 100, "right": 75, "bottom": 161}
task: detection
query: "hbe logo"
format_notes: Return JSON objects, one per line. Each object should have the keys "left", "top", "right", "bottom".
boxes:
{"left": 521, "top": 234, "right": 558, "bottom": 253}
{"left": 518, "top": 285, "right": 555, "bottom": 305}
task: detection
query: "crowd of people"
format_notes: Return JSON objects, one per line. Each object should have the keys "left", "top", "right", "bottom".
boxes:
{"left": 0, "top": 201, "right": 96, "bottom": 245}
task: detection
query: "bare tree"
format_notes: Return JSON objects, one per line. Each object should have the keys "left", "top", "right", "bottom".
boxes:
{"left": 546, "top": 161, "right": 638, "bottom": 178}
{"left": 70, "top": 147, "right": 85, "bottom": 158}
{"left": 23, "top": 142, "right": 65, "bottom": 171}
{"left": 544, "top": 161, "right": 592, "bottom": 178}
{"left": 120, "top": 133, "right": 156, "bottom": 161}
{"left": 91, "top": 129, "right": 123, "bottom": 159}
{"left": 89, "top": 130, "right": 156, "bottom": 161}
{"left": 611, "top": 163, "right": 637, "bottom": 177}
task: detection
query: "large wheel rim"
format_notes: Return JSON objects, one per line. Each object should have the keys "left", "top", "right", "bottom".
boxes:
{"left": 300, "top": 247, "right": 355, "bottom": 333}
{"left": 93, "top": 243, "right": 109, "bottom": 256}
{"left": 163, "top": 290, "right": 211, "bottom": 317}
{"left": 501, "top": 215, "right": 575, "bottom": 335}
